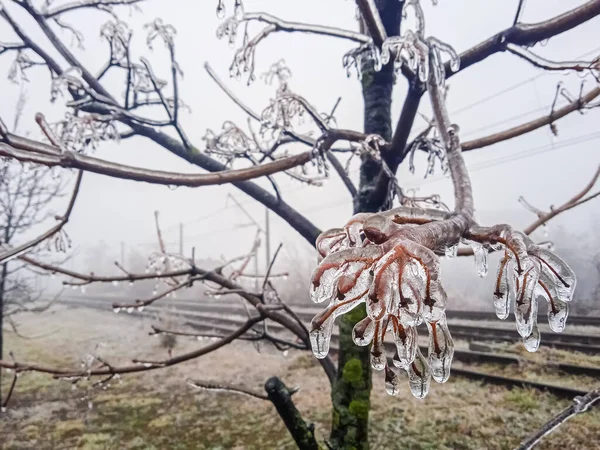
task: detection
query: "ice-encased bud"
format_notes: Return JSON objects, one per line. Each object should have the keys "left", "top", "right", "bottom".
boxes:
{"left": 385, "top": 365, "right": 401, "bottom": 396}
{"left": 389, "top": 318, "right": 418, "bottom": 369}
{"left": 309, "top": 315, "right": 334, "bottom": 359}
{"left": 407, "top": 348, "right": 431, "bottom": 399}
{"left": 471, "top": 242, "right": 489, "bottom": 278}
{"left": 426, "top": 314, "right": 454, "bottom": 383}
{"left": 512, "top": 261, "right": 540, "bottom": 338}
{"left": 523, "top": 320, "right": 541, "bottom": 353}
{"left": 493, "top": 254, "right": 514, "bottom": 320}
{"left": 352, "top": 316, "right": 375, "bottom": 346}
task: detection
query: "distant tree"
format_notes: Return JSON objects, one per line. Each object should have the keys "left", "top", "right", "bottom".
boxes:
{"left": 1, "top": 0, "right": 600, "bottom": 447}
{"left": 0, "top": 88, "right": 65, "bottom": 401}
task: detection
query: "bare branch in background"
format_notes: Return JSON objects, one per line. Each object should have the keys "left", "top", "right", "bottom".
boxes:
{"left": 187, "top": 380, "right": 268, "bottom": 401}
{"left": 0, "top": 171, "right": 82, "bottom": 264}
{"left": 507, "top": 43, "right": 600, "bottom": 76}
{"left": 447, "top": 0, "right": 600, "bottom": 77}
{"left": 462, "top": 86, "right": 600, "bottom": 151}
{"left": 522, "top": 165, "right": 600, "bottom": 235}
{"left": 516, "top": 387, "right": 600, "bottom": 450}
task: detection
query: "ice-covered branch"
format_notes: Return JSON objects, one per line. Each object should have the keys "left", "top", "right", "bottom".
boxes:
{"left": 218, "top": 11, "right": 370, "bottom": 83}
{"left": 188, "top": 380, "right": 269, "bottom": 401}
{"left": 42, "top": 0, "right": 144, "bottom": 18}
{"left": 426, "top": 46, "right": 473, "bottom": 218}
{"left": 244, "top": 12, "right": 370, "bottom": 44}
{"left": 522, "top": 165, "right": 600, "bottom": 235}
{"left": 462, "top": 85, "right": 600, "bottom": 151}
{"left": 516, "top": 387, "right": 600, "bottom": 450}
{"left": 0, "top": 124, "right": 321, "bottom": 187}
{"left": 356, "top": 0, "right": 388, "bottom": 47}
{"left": 448, "top": 0, "right": 600, "bottom": 78}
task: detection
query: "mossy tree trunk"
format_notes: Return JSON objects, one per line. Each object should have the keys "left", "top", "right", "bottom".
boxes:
{"left": 329, "top": 2, "right": 403, "bottom": 449}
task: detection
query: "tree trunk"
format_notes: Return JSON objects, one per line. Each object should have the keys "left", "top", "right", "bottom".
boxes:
{"left": 329, "top": 2, "right": 402, "bottom": 449}
{"left": 0, "top": 261, "right": 7, "bottom": 403}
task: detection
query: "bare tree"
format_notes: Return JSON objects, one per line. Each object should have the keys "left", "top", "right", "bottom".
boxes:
{"left": 1, "top": 0, "right": 600, "bottom": 448}
{"left": 0, "top": 88, "right": 66, "bottom": 401}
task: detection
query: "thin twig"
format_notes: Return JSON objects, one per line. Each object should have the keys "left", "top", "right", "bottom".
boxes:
{"left": 516, "top": 387, "right": 600, "bottom": 450}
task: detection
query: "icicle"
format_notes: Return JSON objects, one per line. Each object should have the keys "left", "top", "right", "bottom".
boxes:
{"left": 426, "top": 314, "right": 454, "bottom": 383}
{"left": 536, "top": 273, "right": 569, "bottom": 333}
{"left": 493, "top": 254, "right": 513, "bottom": 320}
{"left": 548, "top": 298, "right": 569, "bottom": 333}
{"left": 471, "top": 242, "right": 488, "bottom": 277}
{"left": 523, "top": 318, "right": 541, "bottom": 352}
{"left": 113, "top": 307, "right": 121, "bottom": 314}
{"left": 513, "top": 262, "right": 540, "bottom": 338}
{"left": 444, "top": 244, "right": 458, "bottom": 259}
{"left": 233, "top": 0, "right": 244, "bottom": 20}
{"left": 309, "top": 314, "right": 335, "bottom": 359}
{"left": 385, "top": 364, "right": 401, "bottom": 396}
{"left": 423, "top": 280, "right": 447, "bottom": 322}
{"left": 406, "top": 348, "right": 431, "bottom": 399}
{"left": 216, "top": 0, "right": 226, "bottom": 19}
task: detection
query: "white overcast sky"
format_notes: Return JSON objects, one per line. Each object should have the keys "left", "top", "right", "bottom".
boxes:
{"left": 1, "top": 0, "right": 599, "bottom": 275}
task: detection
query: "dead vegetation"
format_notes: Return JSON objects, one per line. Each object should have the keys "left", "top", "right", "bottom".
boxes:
{"left": 1, "top": 307, "right": 599, "bottom": 450}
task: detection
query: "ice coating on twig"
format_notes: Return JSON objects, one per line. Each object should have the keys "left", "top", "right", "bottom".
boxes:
{"left": 469, "top": 224, "right": 577, "bottom": 347}
{"left": 309, "top": 207, "right": 578, "bottom": 397}
{"left": 308, "top": 209, "right": 454, "bottom": 398}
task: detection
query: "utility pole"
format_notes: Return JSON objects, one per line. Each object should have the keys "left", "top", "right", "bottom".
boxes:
{"left": 265, "top": 208, "right": 271, "bottom": 269}
{"left": 120, "top": 241, "right": 125, "bottom": 267}
{"left": 179, "top": 223, "right": 184, "bottom": 255}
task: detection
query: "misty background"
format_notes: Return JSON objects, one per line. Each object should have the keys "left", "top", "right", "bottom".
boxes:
{"left": 1, "top": 0, "right": 599, "bottom": 314}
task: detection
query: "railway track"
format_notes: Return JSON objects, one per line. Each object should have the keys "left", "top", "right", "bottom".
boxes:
{"left": 58, "top": 295, "right": 600, "bottom": 353}
{"left": 59, "top": 297, "right": 599, "bottom": 399}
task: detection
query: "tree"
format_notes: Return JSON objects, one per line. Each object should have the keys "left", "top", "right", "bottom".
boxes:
{"left": 1, "top": 0, "right": 600, "bottom": 448}
{"left": 0, "top": 87, "right": 65, "bottom": 401}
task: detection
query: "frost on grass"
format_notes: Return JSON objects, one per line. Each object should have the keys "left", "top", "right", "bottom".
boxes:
{"left": 308, "top": 208, "right": 576, "bottom": 398}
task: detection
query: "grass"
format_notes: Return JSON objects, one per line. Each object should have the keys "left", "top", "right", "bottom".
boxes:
{"left": 2, "top": 308, "right": 600, "bottom": 449}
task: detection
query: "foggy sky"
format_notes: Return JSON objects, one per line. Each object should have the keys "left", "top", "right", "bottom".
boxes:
{"left": 1, "top": 0, "right": 599, "bottom": 279}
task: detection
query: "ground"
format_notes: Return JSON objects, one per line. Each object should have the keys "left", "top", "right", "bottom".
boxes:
{"left": 1, "top": 306, "right": 599, "bottom": 450}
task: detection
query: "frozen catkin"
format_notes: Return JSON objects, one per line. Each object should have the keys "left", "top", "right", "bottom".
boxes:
{"left": 309, "top": 208, "right": 576, "bottom": 398}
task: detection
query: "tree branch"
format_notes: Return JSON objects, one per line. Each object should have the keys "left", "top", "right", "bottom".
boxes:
{"left": 264, "top": 376, "right": 319, "bottom": 450}
{"left": 355, "top": 0, "right": 388, "bottom": 48}
{"left": 523, "top": 165, "right": 600, "bottom": 235}
{"left": 188, "top": 379, "right": 269, "bottom": 401}
{"left": 506, "top": 43, "right": 600, "bottom": 73}
{"left": 0, "top": 130, "right": 317, "bottom": 188}
{"left": 204, "top": 63, "right": 358, "bottom": 198}
{"left": 0, "top": 171, "right": 82, "bottom": 264}
{"left": 462, "top": 86, "right": 600, "bottom": 151}
{"left": 42, "top": 0, "right": 143, "bottom": 18}
{"left": 516, "top": 387, "right": 600, "bottom": 450}
{"left": 243, "top": 12, "right": 370, "bottom": 44}
{"left": 447, "top": 0, "right": 600, "bottom": 78}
